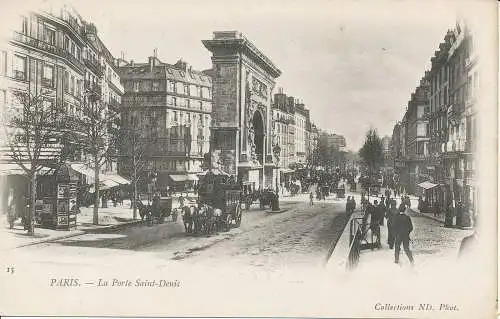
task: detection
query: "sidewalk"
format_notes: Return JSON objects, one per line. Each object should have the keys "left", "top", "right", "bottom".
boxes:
{"left": 326, "top": 192, "right": 473, "bottom": 272}
{"left": 1, "top": 200, "right": 143, "bottom": 250}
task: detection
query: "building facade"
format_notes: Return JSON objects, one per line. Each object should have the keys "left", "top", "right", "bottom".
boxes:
{"left": 391, "top": 20, "right": 478, "bottom": 227}
{"left": 272, "top": 88, "right": 295, "bottom": 172}
{"left": 403, "top": 76, "right": 430, "bottom": 195}
{"left": 118, "top": 56, "right": 212, "bottom": 190}
{"left": 0, "top": 5, "right": 123, "bottom": 212}
{"left": 294, "top": 101, "right": 308, "bottom": 164}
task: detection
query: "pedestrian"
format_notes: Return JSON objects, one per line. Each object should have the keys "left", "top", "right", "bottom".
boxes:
{"left": 378, "top": 199, "right": 386, "bottom": 226}
{"left": 433, "top": 201, "right": 440, "bottom": 217}
{"left": 386, "top": 200, "right": 398, "bottom": 249}
{"left": 405, "top": 195, "right": 411, "bottom": 208}
{"left": 309, "top": 192, "right": 314, "bottom": 206}
{"left": 361, "top": 201, "right": 371, "bottom": 238}
{"left": 393, "top": 205, "right": 414, "bottom": 265}
{"left": 370, "top": 200, "right": 382, "bottom": 248}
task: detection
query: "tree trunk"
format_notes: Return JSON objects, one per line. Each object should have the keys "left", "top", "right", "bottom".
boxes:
{"left": 93, "top": 158, "right": 99, "bottom": 225}
{"left": 132, "top": 167, "right": 137, "bottom": 220}
{"left": 28, "top": 172, "right": 36, "bottom": 236}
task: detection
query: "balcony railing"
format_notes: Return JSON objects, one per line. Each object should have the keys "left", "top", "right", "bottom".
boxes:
{"left": 444, "top": 139, "right": 466, "bottom": 153}
{"left": 84, "top": 80, "right": 102, "bottom": 101}
{"left": 83, "top": 57, "right": 104, "bottom": 76}
{"left": 12, "top": 32, "right": 85, "bottom": 71}
{"left": 447, "top": 102, "right": 465, "bottom": 124}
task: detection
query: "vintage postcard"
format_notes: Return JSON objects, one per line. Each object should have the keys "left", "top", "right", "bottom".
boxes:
{"left": 0, "top": 0, "right": 497, "bottom": 318}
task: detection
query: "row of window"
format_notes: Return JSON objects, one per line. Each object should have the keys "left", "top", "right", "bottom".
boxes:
{"left": 129, "top": 80, "right": 211, "bottom": 98}
{"left": 166, "top": 96, "right": 211, "bottom": 111}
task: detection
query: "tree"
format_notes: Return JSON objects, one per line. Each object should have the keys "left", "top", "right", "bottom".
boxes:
{"left": 118, "top": 125, "right": 156, "bottom": 220}
{"left": 359, "top": 128, "right": 384, "bottom": 179}
{"left": 68, "top": 85, "right": 119, "bottom": 225}
{"left": 3, "top": 91, "right": 68, "bottom": 235}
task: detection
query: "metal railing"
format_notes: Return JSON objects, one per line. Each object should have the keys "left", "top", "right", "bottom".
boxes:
{"left": 347, "top": 216, "right": 377, "bottom": 269}
{"left": 12, "top": 32, "right": 85, "bottom": 71}
{"left": 347, "top": 218, "right": 363, "bottom": 269}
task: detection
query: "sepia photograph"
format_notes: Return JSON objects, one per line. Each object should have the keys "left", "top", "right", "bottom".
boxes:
{"left": 0, "top": 0, "right": 497, "bottom": 318}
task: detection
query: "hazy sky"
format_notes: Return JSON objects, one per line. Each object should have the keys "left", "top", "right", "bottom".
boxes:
{"left": 3, "top": 0, "right": 484, "bottom": 150}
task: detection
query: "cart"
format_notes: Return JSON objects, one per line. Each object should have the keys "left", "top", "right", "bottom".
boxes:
{"left": 197, "top": 172, "right": 242, "bottom": 233}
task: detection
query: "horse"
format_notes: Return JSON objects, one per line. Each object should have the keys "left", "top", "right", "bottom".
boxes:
{"left": 181, "top": 205, "right": 194, "bottom": 233}
{"left": 136, "top": 200, "right": 152, "bottom": 222}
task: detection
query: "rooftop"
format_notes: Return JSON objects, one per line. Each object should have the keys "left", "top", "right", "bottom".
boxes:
{"left": 118, "top": 57, "right": 212, "bottom": 86}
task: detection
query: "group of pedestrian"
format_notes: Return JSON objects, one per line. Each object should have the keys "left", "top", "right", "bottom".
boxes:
{"left": 345, "top": 196, "right": 356, "bottom": 214}
{"left": 361, "top": 193, "right": 415, "bottom": 265}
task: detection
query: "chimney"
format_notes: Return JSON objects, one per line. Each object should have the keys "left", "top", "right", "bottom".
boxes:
{"left": 149, "top": 56, "right": 156, "bottom": 72}
{"left": 130, "top": 60, "right": 134, "bottom": 66}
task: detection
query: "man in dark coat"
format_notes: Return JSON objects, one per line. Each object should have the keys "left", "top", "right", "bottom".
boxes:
{"left": 370, "top": 200, "right": 382, "bottom": 248}
{"left": 386, "top": 200, "right": 398, "bottom": 249}
{"left": 393, "top": 207, "right": 414, "bottom": 265}
{"left": 378, "top": 198, "right": 386, "bottom": 226}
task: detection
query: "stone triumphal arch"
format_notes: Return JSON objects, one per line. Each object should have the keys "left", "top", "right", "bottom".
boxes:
{"left": 203, "top": 31, "right": 282, "bottom": 190}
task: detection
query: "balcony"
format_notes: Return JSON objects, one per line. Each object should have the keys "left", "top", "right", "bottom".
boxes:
{"left": 83, "top": 57, "right": 104, "bottom": 76}
{"left": 108, "top": 99, "right": 121, "bottom": 113}
{"left": 12, "top": 32, "right": 85, "bottom": 72}
{"left": 447, "top": 102, "right": 464, "bottom": 125}
{"left": 443, "top": 139, "right": 466, "bottom": 154}
{"left": 84, "top": 80, "right": 102, "bottom": 101}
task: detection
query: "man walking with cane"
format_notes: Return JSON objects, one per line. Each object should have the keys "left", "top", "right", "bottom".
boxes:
{"left": 393, "top": 204, "right": 415, "bottom": 265}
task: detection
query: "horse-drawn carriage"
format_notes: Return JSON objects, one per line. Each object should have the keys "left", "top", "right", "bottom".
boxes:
{"left": 136, "top": 196, "right": 177, "bottom": 225}
{"left": 258, "top": 189, "right": 279, "bottom": 210}
{"left": 181, "top": 171, "right": 242, "bottom": 236}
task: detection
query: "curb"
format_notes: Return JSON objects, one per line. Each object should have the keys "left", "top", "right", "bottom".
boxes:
{"left": 13, "top": 219, "right": 144, "bottom": 249}
{"left": 410, "top": 208, "right": 445, "bottom": 224}
{"left": 14, "top": 230, "right": 85, "bottom": 249}
{"left": 82, "top": 220, "right": 143, "bottom": 234}
{"left": 324, "top": 211, "right": 353, "bottom": 266}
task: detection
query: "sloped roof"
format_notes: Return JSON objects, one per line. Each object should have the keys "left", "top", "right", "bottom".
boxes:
{"left": 119, "top": 61, "right": 212, "bottom": 86}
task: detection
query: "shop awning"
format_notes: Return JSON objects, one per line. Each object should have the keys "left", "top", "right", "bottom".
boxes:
{"left": 107, "top": 174, "right": 130, "bottom": 185}
{"left": 187, "top": 174, "right": 199, "bottom": 181}
{"left": 70, "top": 163, "right": 95, "bottom": 178}
{"left": 169, "top": 174, "right": 189, "bottom": 182}
{"left": 88, "top": 179, "right": 120, "bottom": 193}
{"left": 71, "top": 163, "right": 129, "bottom": 185}
{"left": 418, "top": 181, "right": 438, "bottom": 190}
{"left": 0, "top": 163, "right": 54, "bottom": 176}
{"left": 197, "top": 169, "right": 230, "bottom": 176}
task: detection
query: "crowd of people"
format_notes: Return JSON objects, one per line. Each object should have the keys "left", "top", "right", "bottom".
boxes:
{"left": 347, "top": 190, "right": 416, "bottom": 265}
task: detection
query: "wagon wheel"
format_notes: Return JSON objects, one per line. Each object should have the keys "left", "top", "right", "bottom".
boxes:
{"left": 235, "top": 204, "right": 242, "bottom": 227}
{"left": 225, "top": 214, "right": 232, "bottom": 232}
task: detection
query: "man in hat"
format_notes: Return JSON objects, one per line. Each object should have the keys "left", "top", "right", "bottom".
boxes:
{"left": 393, "top": 205, "right": 415, "bottom": 265}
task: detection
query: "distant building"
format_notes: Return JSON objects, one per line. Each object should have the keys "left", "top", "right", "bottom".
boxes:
{"left": 118, "top": 55, "right": 212, "bottom": 190}
{"left": 294, "top": 100, "right": 308, "bottom": 164}
{"left": 272, "top": 88, "right": 295, "bottom": 172}
{"left": 327, "top": 133, "right": 346, "bottom": 151}
{"left": 381, "top": 135, "right": 393, "bottom": 169}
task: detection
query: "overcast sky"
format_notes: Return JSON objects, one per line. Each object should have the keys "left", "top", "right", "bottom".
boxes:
{"left": 3, "top": 0, "right": 489, "bottom": 150}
